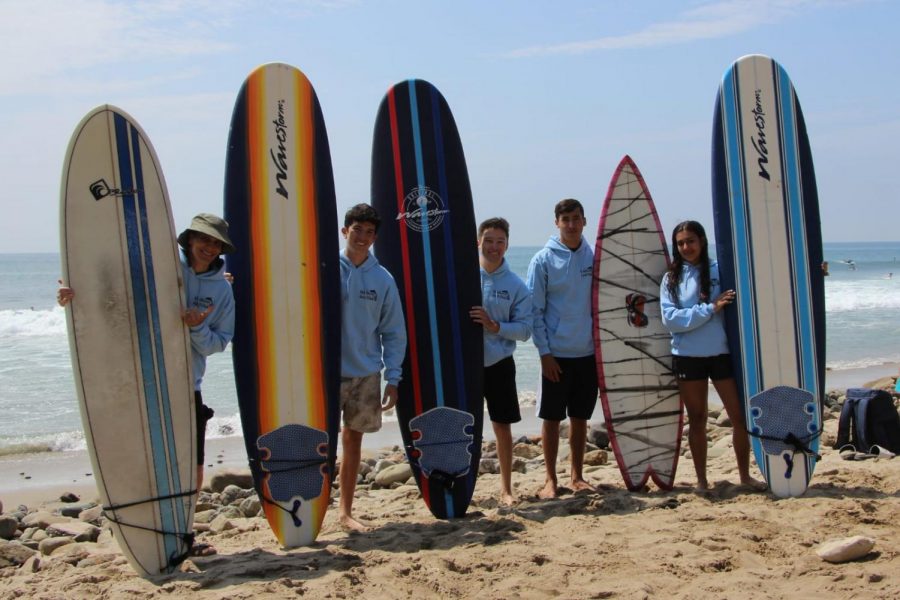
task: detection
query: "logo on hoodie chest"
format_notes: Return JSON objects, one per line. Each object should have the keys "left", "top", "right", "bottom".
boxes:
{"left": 396, "top": 186, "right": 449, "bottom": 232}
{"left": 192, "top": 296, "right": 214, "bottom": 311}
{"left": 359, "top": 289, "right": 378, "bottom": 302}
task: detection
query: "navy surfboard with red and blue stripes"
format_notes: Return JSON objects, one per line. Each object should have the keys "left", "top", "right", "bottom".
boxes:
{"left": 371, "top": 79, "right": 483, "bottom": 519}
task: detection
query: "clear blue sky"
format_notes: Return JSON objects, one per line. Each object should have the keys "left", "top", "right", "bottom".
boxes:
{"left": 1, "top": 0, "right": 897, "bottom": 252}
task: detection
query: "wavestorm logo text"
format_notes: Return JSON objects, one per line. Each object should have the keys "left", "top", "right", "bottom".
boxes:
{"left": 396, "top": 187, "right": 450, "bottom": 232}
{"left": 751, "top": 90, "right": 771, "bottom": 182}
{"left": 271, "top": 99, "right": 289, "bottom": 199}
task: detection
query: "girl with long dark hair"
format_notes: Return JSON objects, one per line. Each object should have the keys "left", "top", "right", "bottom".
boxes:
{"left": 661, "top": 221, "right": 765, "bottom": 492}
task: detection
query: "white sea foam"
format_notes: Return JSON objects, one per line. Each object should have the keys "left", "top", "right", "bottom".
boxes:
{"left": 825, "top": 281, "right": 900, "bottom": 313}
{"left": 0, "top": 308, "right": 67, "bottom": 338}
{"left": 206, "top": 413, "right": 245, "bottom": 440}
{"left": 826, "top": 356, "right": 900, "bottom": 371}
{"left": 0, "top": 430, "right": 86, "bottom": 456}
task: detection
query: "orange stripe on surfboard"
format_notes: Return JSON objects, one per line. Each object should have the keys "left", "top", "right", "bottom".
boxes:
{"left": 294, "top": 72, "right": 330, "bottom": 528}
{"left": 246, "top": 68, "right": 280, "bottom": 530}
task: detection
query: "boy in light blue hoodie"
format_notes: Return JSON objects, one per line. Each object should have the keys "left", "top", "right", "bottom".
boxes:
{"left": 338, "top": 203, "right": 407, "bottom": 531}
{"left": 58, "top": 213, "right": 236, "bottom": 508}
{"left": 527, "top": 198, "right": 598, "bottom": 499}
{"left": 469, "top": 217, "right": 532, "bottom": 507}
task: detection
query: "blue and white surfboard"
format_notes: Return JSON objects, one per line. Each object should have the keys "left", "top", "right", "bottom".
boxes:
{"left": 712, "top": 55, "right": 826, "bottom": 498}
{"left": 61, "top": 106, "right": 196, "bottom": 575}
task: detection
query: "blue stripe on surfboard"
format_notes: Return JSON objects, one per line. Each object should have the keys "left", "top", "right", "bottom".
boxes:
{"left": 429, "top": 85, "right": 473, "bottom": 514}
{"left": 407, "top": 81, "right": 454, "bottom": 518}
{"left": 128, "top": 123, "right": 188, "bottom": 540}
{"left": 775, "top": 68, "right": 817, "bottom": 390}
{"left": 722, "top": 63, "right": 768, "bottom": 479}
{"left": 114, "top": 114, "right": 178, "bottom": 564}
{"left": 429, "top": 88, "right": 466, "bottom": 413}
{"left": 775, "top": 64, "right": 820, "bottom": 459}
{"left": 407, "top": 82, "right": 446, "bottom": 410}
{"left": 721, "top": 67, "right": 761, "bottom": 400}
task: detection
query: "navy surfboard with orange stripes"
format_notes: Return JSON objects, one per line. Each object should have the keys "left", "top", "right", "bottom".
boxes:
{"left": 371, "top": 79, "right": 483, "bottom": 519}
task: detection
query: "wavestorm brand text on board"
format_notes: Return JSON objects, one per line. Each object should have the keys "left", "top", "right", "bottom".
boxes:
{"left": 271, "top": 99, "right": 289, "bottom": 199}
{"left": 396, "top": 186, "right": 450, "bottom": 232}
{"left": 751, "top": 89, "right": 771, "bottom": 182}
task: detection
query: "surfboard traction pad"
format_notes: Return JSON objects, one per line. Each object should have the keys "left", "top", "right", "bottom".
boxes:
{"left": 748, "top": 385, "right": 819, "bottom": 479}
{"left": 256, "top": 424, "right": 329, "bottom": 503}
{"left": 408, "top": 407, "right": 475, "bottom": 487}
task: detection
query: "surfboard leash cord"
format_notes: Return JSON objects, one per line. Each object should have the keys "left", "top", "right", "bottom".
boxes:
{"left": 102, "top": 489, "right": 198, "bottom": 572}
{"left": 247, "top": 455, "right": 330, "bottom": 528}
{"left": 404, "top": 438, "right": 477, "bottom": 491}
{"left": 747, "top": 428, "right": 823, "bottom": 461}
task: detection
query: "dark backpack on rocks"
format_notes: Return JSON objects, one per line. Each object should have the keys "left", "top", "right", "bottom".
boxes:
{"left": 834, "top": 388, "right": 900, "bottom": 454}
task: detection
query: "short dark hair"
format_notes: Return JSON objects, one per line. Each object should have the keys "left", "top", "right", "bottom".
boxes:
{"left": 554, "top": 198, "right": 584, "bottom": 219}
{"left": 344, "top": 203, "right": 381, "bottom": 232}
{"left": 478, "top": 217, "right": 510, "bottom": 239}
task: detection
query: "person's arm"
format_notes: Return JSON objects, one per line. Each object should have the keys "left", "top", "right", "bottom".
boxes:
{"left": 526, "top": 259, "right": 551, "bottom": 356}
{"left": 379, "top": 281, "right": 407, "bottom": 387}
{"left": 659, "top": 277, "right": 721, "bottom": 333}
{"left": 188, "top": 288, "right": 235, "bottom": 356}
{"left": 497, "top": 284, "right": 532, "bottom": 342}
{"left": 57, "top": 280, "right": 74, "bottom": 306}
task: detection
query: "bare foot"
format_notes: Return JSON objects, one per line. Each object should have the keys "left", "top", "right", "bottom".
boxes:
{"left": 499, "top": 492, "right": 516, "bottom": 507}
{"left": 694, "top": 479, "right": 711, "bottom": 494}
{"left": 570, "top": 478, "right": 596, "bottom": 493}
{"left": 339, "top": 514, "right": 373, "bottom": 533}
{"left": 739, "top": 477, "right": 768, "bottom": 492}
{"left": 537, "top": 480, "right": 558, "bottom": 499}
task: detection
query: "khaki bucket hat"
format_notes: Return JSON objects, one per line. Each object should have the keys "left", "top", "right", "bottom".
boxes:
{"left": 177, "top": 213, "right": 236, "bottom": 254}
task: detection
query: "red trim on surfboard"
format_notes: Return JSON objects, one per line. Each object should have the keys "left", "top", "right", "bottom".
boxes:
{"left": 593, "top": 154, "right": 682, "bottom": 491}
{"left": 387, "top": 86, "right": 430, "bottom": 507}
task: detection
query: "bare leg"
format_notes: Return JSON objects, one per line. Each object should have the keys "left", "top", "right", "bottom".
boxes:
{"left": 539, "top": 420, "right": 560, "bottom": 499}
{"left": 492, "top": 421, "right": 515, "bottom": 506}
{"left": 339, "top": 427, "right": 371, "bottom": 531}
{"left": 713, "top": 378, "right": 766, "bottom": 490}
{"left": 568, "top": 418, "right": 595, "bottom": 492}
{"left": 191, "top": 465, "right": 217, "bottom": 556}
{"left": 679, "top": 379, "right": 710, "bottom": 491}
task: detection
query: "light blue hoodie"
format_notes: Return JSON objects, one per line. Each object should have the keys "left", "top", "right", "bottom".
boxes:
{"left": 660, "top": 260, "right": 729, "bottom": 357}
{"left": 181, "top": 251, "right": 235, "bottom": 391}
{"left": 526, "top": 236, "right": 594, "bottom": 358}
{"left": 340, "top": 252, "right": 407, "bottom": 385}
{"left": 480, "top": 259, "right": 532, "bottom": 367}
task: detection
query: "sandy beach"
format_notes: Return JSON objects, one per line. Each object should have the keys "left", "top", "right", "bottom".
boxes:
{"left": 2, "top": 366, "right": 899, "bottom": 599}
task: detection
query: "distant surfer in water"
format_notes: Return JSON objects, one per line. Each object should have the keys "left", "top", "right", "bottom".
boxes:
{"left": 660, "top": 220, "right": 766, "bottom": 493}
{"left": 527, "top": 199, "right": 599, "bottom": 499}
{"left": 58, "top": 213, "right": 237, "bottom": 548}
{"left": 338, "top": 203, "right": 407, "bottom": 532}
{"left": 470, "top": 217, "right": 532, "bottom": 507}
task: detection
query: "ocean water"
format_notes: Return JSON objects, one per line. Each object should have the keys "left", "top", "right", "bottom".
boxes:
{"left": 1, "top": 242, "right": 898, "bottom": 455}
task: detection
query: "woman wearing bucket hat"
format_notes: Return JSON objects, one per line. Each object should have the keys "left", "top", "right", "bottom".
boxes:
{"left": 58, "top": 213, "right": 236, "bottom": 515}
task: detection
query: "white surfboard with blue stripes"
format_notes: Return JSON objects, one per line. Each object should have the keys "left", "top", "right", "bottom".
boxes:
{"left": 712, "top": 55, "right": 826, "bottom": 498}
{"left": 61, "top": 105, "right": 196, "bottom": 575}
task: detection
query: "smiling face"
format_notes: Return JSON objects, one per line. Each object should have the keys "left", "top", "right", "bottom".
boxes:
{"left": 187, "top": 232, "right": 223, "bottom": 273}
{"left": 555, "top": 209, "right": 586, "bottom": 249}
{"left": 478, "top": 227, "right": 508, "bottom": 272}
{"left": 674, "top": 228, "right": 704, "bottom": 265}
{"left": 342, "top": 220, "right": 378, "bottom": 265}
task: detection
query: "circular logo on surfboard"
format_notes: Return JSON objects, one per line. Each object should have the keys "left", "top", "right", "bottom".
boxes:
{"left": 396, "top": 186, "right": 449, "bottom": 232}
